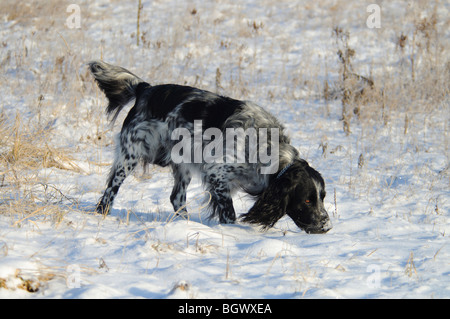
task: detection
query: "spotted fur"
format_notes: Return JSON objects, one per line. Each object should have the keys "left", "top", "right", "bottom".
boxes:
{"left": 89, "top": 60, "right": 332, "bottom": 233}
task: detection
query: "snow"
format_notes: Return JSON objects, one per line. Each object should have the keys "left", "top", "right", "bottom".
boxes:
{"left": 0, "top": 0, "right": 449, "bottom": 299}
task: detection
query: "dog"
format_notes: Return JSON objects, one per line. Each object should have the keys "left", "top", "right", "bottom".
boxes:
{"left": 89, "top": 60, "right": 332, "bottom": 234}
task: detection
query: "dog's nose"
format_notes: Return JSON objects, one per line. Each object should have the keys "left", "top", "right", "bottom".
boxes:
{"left": 305, "top": 218, "right": 332, "bottom": 234}
{"left": 321, "top": 218, "right": 333, "bottom": 233}
{"left": 319, "top": 208, "right": 332, "bottom": 232}
{"left": 311, "top": 216, "right": 332, "bottom": 234}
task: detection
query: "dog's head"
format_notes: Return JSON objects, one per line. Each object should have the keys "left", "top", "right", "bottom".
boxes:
{"left": 242, "top": 159, "right": 332, "bottom": 234}
{"left": 285, "top": 164, "right": 332, "bottom": 234}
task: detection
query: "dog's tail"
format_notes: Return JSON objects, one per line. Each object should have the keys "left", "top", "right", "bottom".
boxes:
{"left": 88, "top": 60, "right": 146, "bottom": 123}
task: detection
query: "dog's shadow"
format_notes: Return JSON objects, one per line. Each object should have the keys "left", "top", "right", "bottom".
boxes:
{"left": 75, "top": 199, "right": 215, "bottom": 227}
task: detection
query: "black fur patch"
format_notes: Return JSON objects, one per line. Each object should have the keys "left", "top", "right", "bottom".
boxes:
{"left": 179, "top": 95, "right": 244, "bottom": 130}
{"left": 137, "top": 84, "right": 244, "bottom": 129}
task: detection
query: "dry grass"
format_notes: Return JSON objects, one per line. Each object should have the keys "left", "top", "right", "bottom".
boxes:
{"left": 0, "top": 1, "right": 66, "bottom": 25}
{"left": 0, "top": 110, "right": 84, "bottom": 228}
{"left": 0, "top": 111, "right": 83, "bottom": 202}
{"left": 0, "top": 269, "right": 46, "bottom": 293}
{"left": 331, "top": 15, "right": 449, "bottom": 135}
{"left": 1, "top": 114, "right": 81, "bottom": 173}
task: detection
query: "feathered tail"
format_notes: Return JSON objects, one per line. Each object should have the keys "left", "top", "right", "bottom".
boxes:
{"left": 88, "top": 60, "right": 145, "bottom": 122}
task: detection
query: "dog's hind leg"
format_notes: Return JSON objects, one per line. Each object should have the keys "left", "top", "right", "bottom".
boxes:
{"left": 96, "top": 118, "right": 168, "bottom": 215}
{"left": 96, "top": 148, "right": 138, "bottom": 215}
{"left": 170, "top": 164, "right": 192, "bottom": 215}
{"left": 96, "top": 132, "right": 141, "bottom": 215}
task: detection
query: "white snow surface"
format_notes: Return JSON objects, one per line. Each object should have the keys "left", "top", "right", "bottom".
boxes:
{"left": 0, "top": 0, "right": 449, "bottom": 298}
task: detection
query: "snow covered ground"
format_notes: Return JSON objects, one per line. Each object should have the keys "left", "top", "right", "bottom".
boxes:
{"left": 0, "top": 0, "right": 449, "bottom": 298}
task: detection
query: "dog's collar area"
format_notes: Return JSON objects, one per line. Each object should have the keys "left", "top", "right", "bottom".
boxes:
{"left": 276, "top": 162, "right": 294, "bottom": 179}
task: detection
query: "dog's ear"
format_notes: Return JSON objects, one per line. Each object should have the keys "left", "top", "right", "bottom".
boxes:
{"left": 241, "top": 165, "right": 299, "bottom": 230}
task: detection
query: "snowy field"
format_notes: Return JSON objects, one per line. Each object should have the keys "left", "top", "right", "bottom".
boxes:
{"left": 0, "top": 0, "right": 449, "bottom": 298}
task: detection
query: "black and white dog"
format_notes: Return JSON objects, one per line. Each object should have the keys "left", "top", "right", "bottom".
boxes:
{"left": 89, "top": 61, "right": 332, "bottom": 234}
